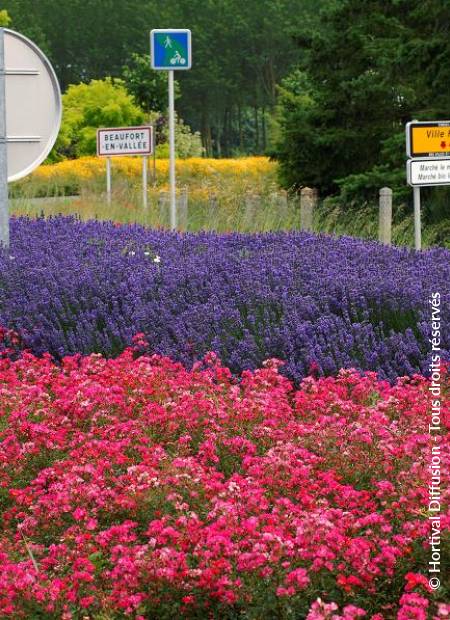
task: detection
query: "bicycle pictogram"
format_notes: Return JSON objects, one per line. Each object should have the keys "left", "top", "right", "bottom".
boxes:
{"left": 170, "top": 51, "right": 186, "bottom": 65}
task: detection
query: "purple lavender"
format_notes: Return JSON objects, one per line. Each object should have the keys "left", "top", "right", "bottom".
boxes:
{"left": 0, "top": 217, "right": 448, "bottom": 382}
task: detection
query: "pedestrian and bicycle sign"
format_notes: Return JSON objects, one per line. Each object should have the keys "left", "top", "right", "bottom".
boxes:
{"left": 150, "top": 29, "right": 191, "bottom": 70}
{"left": 150, "top": 28, "right": 192, "bottom": 232}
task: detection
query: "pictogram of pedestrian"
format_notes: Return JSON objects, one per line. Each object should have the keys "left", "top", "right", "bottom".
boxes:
{"left": 151, "top": 29, "right": 191, "bottom": 70}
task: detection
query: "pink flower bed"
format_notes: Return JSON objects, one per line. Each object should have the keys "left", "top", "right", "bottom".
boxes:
{"left": 0, "top": 347, "right": 448, "bottom": 618}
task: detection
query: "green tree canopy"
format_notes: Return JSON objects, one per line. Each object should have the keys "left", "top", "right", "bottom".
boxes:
{"left": 54, "top": 78, "right": 144, "bottom": 159}
{"left": 123, "top": 53, "right": 177, "bottom": 113}
{"left": 2, "top": 0, "right": 321, "bottom": 156}
{"left": 274, "top": 0, "right": 450, "bottom": 208}
{"left": 0, "top": 10, "right": 11, "bottom": 26}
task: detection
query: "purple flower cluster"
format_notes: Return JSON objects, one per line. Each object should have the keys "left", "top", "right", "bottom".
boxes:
{"left": 0, "top": 217, "right": 448, "bottom": 382}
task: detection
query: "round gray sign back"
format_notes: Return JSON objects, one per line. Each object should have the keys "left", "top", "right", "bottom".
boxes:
{"left": 4, "top": 29, "right": 61, "bottom": 182}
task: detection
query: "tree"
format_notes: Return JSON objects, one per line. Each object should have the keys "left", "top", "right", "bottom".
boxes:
{"left": 50, "top": 77, "right": 202, "bottom": 160}
{"left": 122, "top": 53, "right": 177, "bottom": 113}
{"left": 53, "top": 78, "right": 144, "bottom": 159}
{"left": 3, "top": 0, "right": 321, "bottom": 155}
{"left": 2, "top": 0, "right": 148, "bottom": 88}
{"left": 0, "top": 10, "right": 11, "bottom": 26}
{"left": 274, "top": 0, "right": 411, "bottom": 194}
{"left": 273, "top": 0, "right": 450, "bottom": 243}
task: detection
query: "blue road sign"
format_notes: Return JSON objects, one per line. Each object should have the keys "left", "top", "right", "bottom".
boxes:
{"left": 150, "top": 29, "right": 192, "bottom": 70}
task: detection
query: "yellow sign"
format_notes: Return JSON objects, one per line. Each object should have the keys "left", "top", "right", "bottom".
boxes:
{"left": 407, "top": 121, "right": 450, "bottom": 158}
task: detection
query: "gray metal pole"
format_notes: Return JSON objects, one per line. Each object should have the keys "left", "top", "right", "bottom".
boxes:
{"left": 413, "top": 185, "right": 421, "bottom": 251}
{"left": 142, "top": 155, "right": 148, "bottom": 209}
{"left": 152, "top": 126, "right": 156, "bottom": 184}
{"left": 168, "top": 70, "right": 176, "bottom": 230}
{"left": 0, "top": 29, "right": 9, "bottom": 249}
{"left": 106, "top": 156, "right": 111, "bottom": 205}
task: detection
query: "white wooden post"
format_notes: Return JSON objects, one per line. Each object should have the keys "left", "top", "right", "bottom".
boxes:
{"left": 208, "top": 193, "right": 218, "bottom": 230}
{"left": 379, "top": 187, "right": 392, "bottom": 245}
{"left": 179, "top": 185, "right": 188, "bottom": 231}
{"left": 245, "top": 192, "right": 258, "bottom": 224}
{"left": 158, "top": 191, "right": 169, "bottom": 227}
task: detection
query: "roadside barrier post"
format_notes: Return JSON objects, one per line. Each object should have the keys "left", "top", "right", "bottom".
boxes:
{"left": 179, "top": 185, "right": 188, "bottom": 231}
{"left": 270, "top": 191, "right": 288, "bottom": 228}
{"left": 158, "top": 191, "right": 169, "bottom": 227}
{"left": 300, "top": 187, "right": 317, "bottom": 231}
{"left": 208, "top": 193, "right": 218, "bottom": 229}
{"left": 379, "top": 187, "right": 392, "bottom": 245}
{"left": 245, "top": 193, "right": 258, "bottom": 228}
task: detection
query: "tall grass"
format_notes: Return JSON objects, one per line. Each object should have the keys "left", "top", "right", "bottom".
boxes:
{"left": 10, "top": 189, "right": 300, "bottom": 233}
{"left": 9, "top": 155, "right": 448, "bottom": 246}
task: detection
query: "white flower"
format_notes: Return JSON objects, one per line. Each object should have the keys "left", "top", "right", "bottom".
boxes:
{"left": 144, "top": 251, "right": 150, "bottom": 256}
{"left": 129, "top": 251, "right": 136, "bottom": 256}
{"left": 153, "top": 255, "right": 161, "bottom": 263}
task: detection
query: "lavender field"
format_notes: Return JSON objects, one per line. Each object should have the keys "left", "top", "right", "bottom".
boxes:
{"left": 0, "top": 216, "right": 449, "bottom": 382}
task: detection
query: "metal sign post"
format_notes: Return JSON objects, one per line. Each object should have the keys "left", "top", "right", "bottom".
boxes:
{"left": 152, "top": 128, "right": 156, "bottom": 184}
{"left": 150, "top": 29, "right": 191, "bottom": 231}
{"left": 413, "top": 186, "right": 421, "bottom": 251}
{"left": 106, "top": 156, "right": 112, "bottom": 205}
{"left": 168, "top": 69, "right": 176, "bottom": 229}
{"left": 142, "top": 155, "right": 148, "bottom": 209}
{"left": 0, "top": 30, "right": 8, "bottom": 249}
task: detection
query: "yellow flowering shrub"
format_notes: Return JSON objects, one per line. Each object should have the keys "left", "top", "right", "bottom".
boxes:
{"left": 13, "top": 156, "right": 277, "bottom": 198}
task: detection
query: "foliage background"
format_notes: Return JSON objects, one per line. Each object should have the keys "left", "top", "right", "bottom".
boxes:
{"left": 2, "top": 0, "right": 450, "bottom": 242}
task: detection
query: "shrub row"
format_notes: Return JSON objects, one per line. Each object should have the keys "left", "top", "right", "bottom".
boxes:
{"left": 0, "top": 217, "right": 449, "bottom": 381}
{"left": 0, "top": 346, "right": 448, "bottom": 618}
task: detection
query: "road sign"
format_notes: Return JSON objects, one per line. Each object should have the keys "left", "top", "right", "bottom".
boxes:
{"left": 407, "top": 157, "right": 450, "bottom": 187}
{"left": 150, "top": 29, "right": 192, "bottom": 231}
{"left": 150, "top": 29, "right": 191, "bottom": 70}
{"left": 406, "top": 120, "right": 450, "bottom": 158}
{"left": 97, "top": 126, "right": 153, "bottom": 157}
{"left": 1, "top": 28, "right": 61, "bottom": 248}
{"left": 97, "top": 126, "right": 153, "bottom": 208}
{"left": 3, "top": 28, "right": 61, "bottom": 182}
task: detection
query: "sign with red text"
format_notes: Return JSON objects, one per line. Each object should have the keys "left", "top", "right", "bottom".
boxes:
{"left": 406, "top": 121, "right": 450, "bottom": 158}
{"left": 97, "top": 126, "right": 153, "bottom": 157}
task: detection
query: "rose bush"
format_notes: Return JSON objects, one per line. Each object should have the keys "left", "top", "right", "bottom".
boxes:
{"left": 0, "top": 342, "right": 448, "bottom": 618}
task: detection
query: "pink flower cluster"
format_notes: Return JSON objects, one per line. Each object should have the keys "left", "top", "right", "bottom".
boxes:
{"left": 0, "top": 349, "right": 448, "bottom": 618}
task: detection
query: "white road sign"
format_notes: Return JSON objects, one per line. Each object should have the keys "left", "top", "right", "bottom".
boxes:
{"left": 4, "top": 28, "right": 61, "bottom": 182}
{"left": 407, "top": 158, "right": 450, "bottom": 187}
{"left": 97, "top": 126, "right": 153, "bottom": 157}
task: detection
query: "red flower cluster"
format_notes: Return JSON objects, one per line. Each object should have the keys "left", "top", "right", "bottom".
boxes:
{"left": 0, "top": 349, "right": 448, "bottom": 618}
